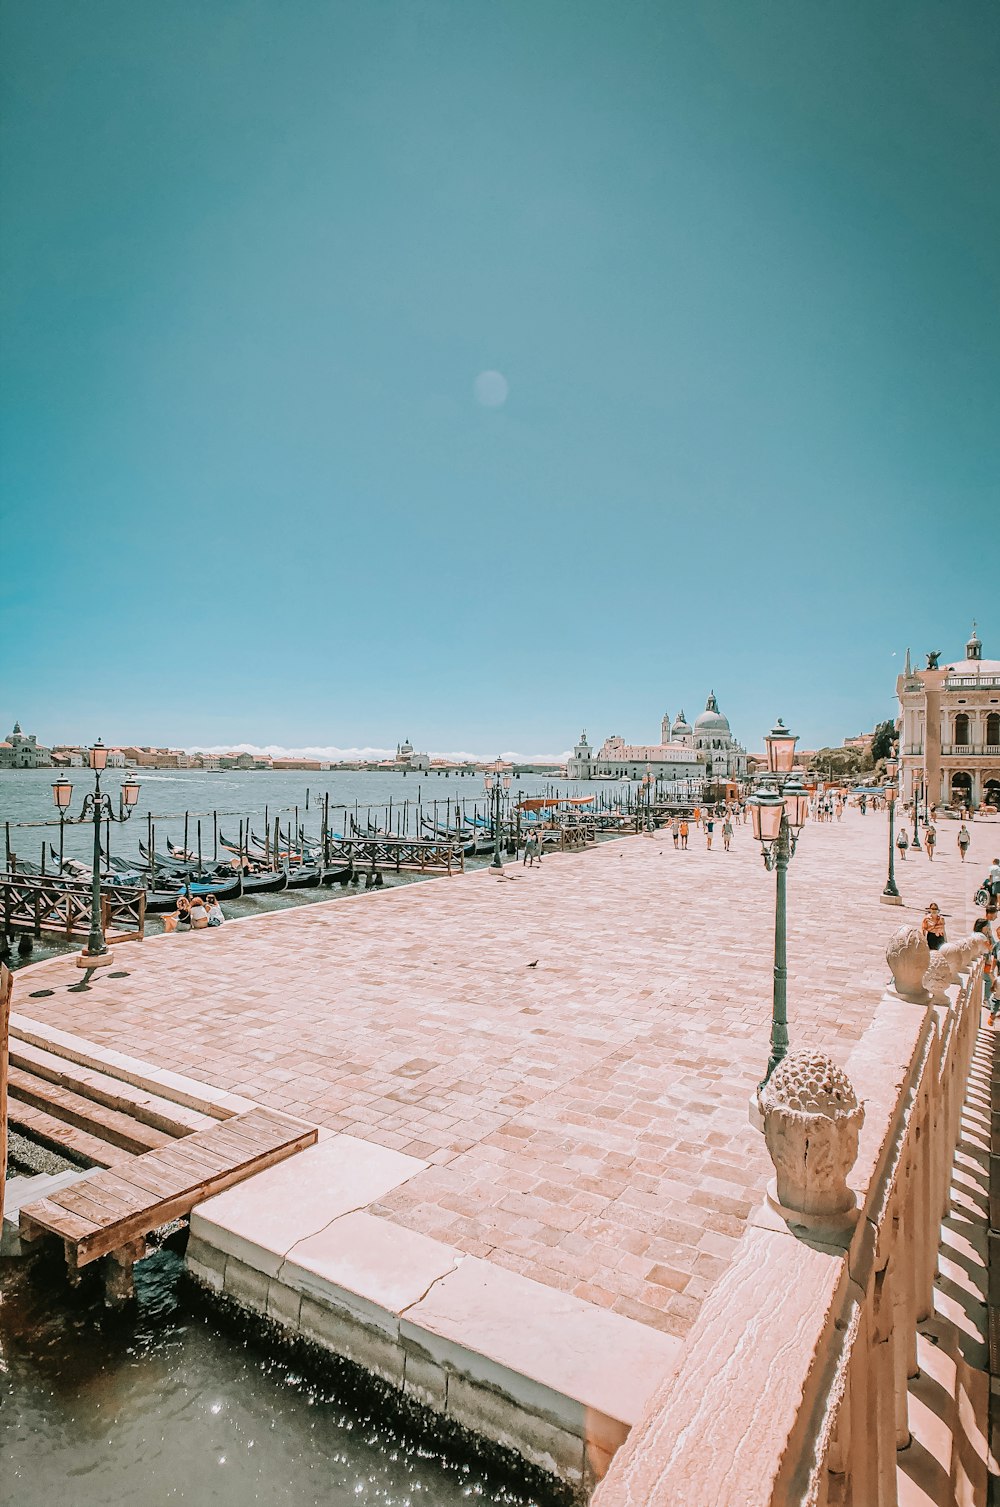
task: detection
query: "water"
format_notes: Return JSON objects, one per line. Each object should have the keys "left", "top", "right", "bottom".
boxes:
{"left": 0, "top": 767, "right": 634, "bottom": 871}
{"left": 0, "top": 1244, "right": 564, "bottom": 1507}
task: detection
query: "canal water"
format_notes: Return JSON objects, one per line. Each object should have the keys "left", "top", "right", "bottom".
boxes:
{"left": 0, "top": 1241, "right": 565, "bottom": 1507}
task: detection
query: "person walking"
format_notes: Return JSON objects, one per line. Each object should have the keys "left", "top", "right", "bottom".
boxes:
{"left": 523, "top": 832, "right": 538, "bottom": 867}
{"left": 987, "top": 857, "right": 1000, "bottom": 901}
{"left": 705, "top": 817, "right": 714, "bottom": 850}
{"left": 896, "top": 828, "right": 909, "bottom": 861}
{"left": 679, "top": 818, "right": 689, "bottom": 850}
{"left": 923, "top": 823, "right": 936, "bottom": 860}
{"left": 722, "top": 814, "right": 733, "bottom": 852}
{"left": 957, "top": 824, "right": 971, "bottom": 862}
{"left": 671, "top": 817, "right": 680, "bottom": 849}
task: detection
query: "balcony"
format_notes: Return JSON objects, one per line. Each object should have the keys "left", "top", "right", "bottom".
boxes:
{"left": 939, "top": 744, "right": 1000, "bottom": 758}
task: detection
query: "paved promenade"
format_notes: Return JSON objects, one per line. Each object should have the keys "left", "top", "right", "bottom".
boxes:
{"left": 13, "top": 808, "right": 990, "bottom": 1341}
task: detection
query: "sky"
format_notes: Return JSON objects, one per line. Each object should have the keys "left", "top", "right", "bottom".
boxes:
{"left": 1, "top": 1, "right": 997, "bottom": 758}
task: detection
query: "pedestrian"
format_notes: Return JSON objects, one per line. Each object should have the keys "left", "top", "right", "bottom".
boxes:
{"left": 922, "top": 823, "right": 936, "bottom": 860}
{"left": 860, "top": 795, "right": 867, "bottom": 816}
{"left": 705, "top": 817, "right": 714, "bottom": 850}
{"left": 523, "top": 832, "right": 537, "bottom": 867}
{"left": 921, "top": 903, "right": 946, "bottom": 950}
{"left": 957, "top": 824, "right": 971, "bottom": 862}
{"left": 679, "top": 818, "right": 689, "bottom": 850}
{"left": 896, "top": 829, "right": 909, "bottom": 860}
{"left": 988, "top": 857, "right": 1000, "bottom": 901}
{"left": 975, "top": 918, "right": 998, "bottom": 1026}
{"left": 693, "top": 805, "right": 701, "bottom": 830}
{"left": 671, "top": 817, "right": 680, "bottom": 849}
{"left": 722, "top": 815, "right": 733, "bottom": 852}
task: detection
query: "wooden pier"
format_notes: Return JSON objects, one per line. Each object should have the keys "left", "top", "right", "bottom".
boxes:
{"left": 327, "top": 835, "right": 466, "bottom": 874}
{"left": 1, "top": 872, "right": 146, "bottom": 943}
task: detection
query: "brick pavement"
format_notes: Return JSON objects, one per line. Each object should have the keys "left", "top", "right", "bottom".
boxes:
{"left": 12, "top": 807, "right": 991, "bottom": 1340}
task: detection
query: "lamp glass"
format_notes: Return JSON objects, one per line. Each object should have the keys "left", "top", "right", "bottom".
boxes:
{"left": 749, "top": 791, "right": 784, "bottom": 843}
{"left": 122, "top": 779, "right": 141, "bottom": 808}
{"left": 764, "top": 720, "right": 798, "bottom": 775}
{"left": 884, "top": 782, "right": 897, "bottom": 805}
{"left": 90, "top": 741, "right": 108, "bottom": 771}
{"left": 52, "top": 778, "right": 73, "bottom": 811}
{"left": 503, "top": 775, "right": 511, "bottom": 791}
{"left": 886, "top": 757, "right": 898, "bottom": 780}
{"left": 483, "top": 774, "right": 491, "bottom": 792}
{"left": 784, "top": 785, "right": 810, "bottom": 830}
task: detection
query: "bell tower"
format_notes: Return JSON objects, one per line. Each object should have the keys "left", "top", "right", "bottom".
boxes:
{"left": 967, "top": 621, "right": 982, "bottom": 661}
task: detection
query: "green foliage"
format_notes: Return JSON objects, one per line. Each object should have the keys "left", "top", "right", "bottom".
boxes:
{"left": 808, "top": 746, "right": 872, "bottom": 780}
{"left": 870, "top": 720, "right": 896, "bottom": 763}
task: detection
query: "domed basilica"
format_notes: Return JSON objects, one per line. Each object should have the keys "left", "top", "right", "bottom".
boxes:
{"left": 567, "top": 693, "right": 747, "bottom": 781}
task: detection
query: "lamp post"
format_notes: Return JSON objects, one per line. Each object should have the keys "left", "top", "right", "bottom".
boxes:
{"left": 483, "top": 762, "right": 512, "bottom": 870}
{"left": 880, "top": 755, "right": 901, "bottom": 904}
{"left": 52, "top": 742, "right": 141, "bottom": 978}
{"left": 749, "top": 720, "right": 809, "bottom": 1093}
{"left": 911, "top": 769, "right": 921, "bottom": 851}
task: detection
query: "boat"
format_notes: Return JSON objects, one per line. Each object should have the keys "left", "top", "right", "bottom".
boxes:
{"left": 320, "top": 861, "right": 354, "bottom": 887}
{"left": 144, "top": 872, "right": 244, "bottom": 911}
{"left": 241, "top": 868, "right": 288, "bottom": 895}
{"left": 285, "top": 866, "right": 322, "bottom": 889}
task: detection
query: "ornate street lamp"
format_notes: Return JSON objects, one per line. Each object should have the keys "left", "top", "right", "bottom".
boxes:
{"left": 881, "top": 754, "right": 901, "bottom": 905}
{"left": 52, "top": 741, "right": 141, "bottom": 981}
{"left": 911, "top": 768, "right": 921, "bottom": 851}
{"left": 749, "top": 720, "right": 808, "bottom": 1092}
{"left": 483, "top": 762, "right": 512, "bottom": 870}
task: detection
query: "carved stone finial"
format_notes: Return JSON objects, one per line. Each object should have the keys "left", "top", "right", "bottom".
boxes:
{"left": 760, "top": 1051, "right": 865, "bottom": 1234}
{"left": 959, "top": 933, "right": 990, "bottom": 972}
{"left": 923, "top": 952, "right": 956, "bottom": 1005}
{"left": 886, "top": 925, "right": 932, "bottom": 1003}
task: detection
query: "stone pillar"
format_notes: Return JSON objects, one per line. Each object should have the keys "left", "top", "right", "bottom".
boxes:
{"left": 886, "top": 926, "right": 931, "bottom": 1006}
{"left": 760, "top": 1051, "right": 865, "bottom": 1236}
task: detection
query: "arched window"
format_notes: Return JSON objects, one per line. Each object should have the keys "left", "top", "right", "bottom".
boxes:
{"left": 987, "top": 712, "right": 1000, "bottom": 746}
{"left": 954, "top": 713, "right": 970, "bottom": 746}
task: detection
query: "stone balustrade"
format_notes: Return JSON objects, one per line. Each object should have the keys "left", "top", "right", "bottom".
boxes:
{"left": 592, "top": 956, "right": 986, "bottom": 1507}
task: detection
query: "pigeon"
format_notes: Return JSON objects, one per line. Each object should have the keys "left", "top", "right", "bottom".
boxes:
{"left": 526, "top": 960, "right": 539, "bottom": 968}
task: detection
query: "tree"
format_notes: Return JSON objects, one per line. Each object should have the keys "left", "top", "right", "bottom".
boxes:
{"left": 871, "top": 720, "right": 896, "bottom": 763}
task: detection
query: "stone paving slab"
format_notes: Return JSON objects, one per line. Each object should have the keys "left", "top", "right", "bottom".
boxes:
{"left": 11, "top": 808, "right": 988, "bottom": 1339}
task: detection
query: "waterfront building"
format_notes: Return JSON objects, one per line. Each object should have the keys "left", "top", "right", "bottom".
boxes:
{"left": 0, "top": 721, "right": 52, "bottom": 768}
{"left": 568, "top": 692, "right": 747, "bottom": 781}
{"left": 897, "top": 623, "right": 1000, "bottom": 809}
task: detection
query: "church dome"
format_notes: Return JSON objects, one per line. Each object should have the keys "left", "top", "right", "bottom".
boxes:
{"left": 671, "top": 709, "right": 691, "bottom": 734}
{"left": 694, "top": 692, "right": 730, "bottom": 734}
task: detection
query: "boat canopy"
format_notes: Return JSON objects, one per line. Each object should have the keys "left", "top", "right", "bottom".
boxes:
{"left": 517, "top": 795, "right": 595, "bottom": 812}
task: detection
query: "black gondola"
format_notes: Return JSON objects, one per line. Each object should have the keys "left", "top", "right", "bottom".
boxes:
{"left": 320, "top": 862, "right": 354, "bottom": 887}
{"left": 285, "top": 866, "right": 322, "bottom": 889}
{"left": 241, "top": 869, "right": 288, "bottom": 895}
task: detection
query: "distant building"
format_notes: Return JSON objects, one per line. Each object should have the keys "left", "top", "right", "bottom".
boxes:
{"left": 0, "top": 722, "right": 52, "bottom": 768}
{"left": 842, "top": 733, "right": 874, "bottom": 752}
{"left": 106, "top": 749, "right": 126, "bottom": 768}
{"left": 897, "top": 625, "right": 1000, "bottom": 809}
{"left": 271, "top": 758, "right": 327, "bottom": 771}
{"left": 393, "top": 739, "right": 430, "bottom": 773}
{"left": 568, "top": 693, "right": 747, "bottom": 781}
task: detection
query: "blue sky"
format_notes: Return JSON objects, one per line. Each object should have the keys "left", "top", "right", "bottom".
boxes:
{"left": 1, "top": 1, "right": 996, "bottom": 757}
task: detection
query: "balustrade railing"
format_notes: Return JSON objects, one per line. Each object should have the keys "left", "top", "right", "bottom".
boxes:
{"left": 593, "top": 958, "right": 986, "bottom": 1507}
{"left": 0, "top": 871, "right": 146, "bottom": 942}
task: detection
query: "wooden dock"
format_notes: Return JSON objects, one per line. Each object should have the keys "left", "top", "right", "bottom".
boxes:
{"left": 328, "top": 835, "right": 466, "bottom": 874}
{"left": 19, "top": 1106, "right": 317, "bottom": 1300}
{"left": 1, "top": 871, "right": 146, "bottom": 943}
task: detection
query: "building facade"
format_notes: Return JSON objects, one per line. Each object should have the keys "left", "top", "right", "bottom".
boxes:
{"left": 0, "top": 722, "right": 52, "bottom": 768}
{"left": 567, "top": 693, "right": 747, "bottom": 781}
{"left": 897, "top": 625, "right": 1000, "bottom": 810}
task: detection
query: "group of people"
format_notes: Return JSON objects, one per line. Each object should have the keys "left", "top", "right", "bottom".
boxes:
{"left": 163, "top": 891, "right": 225, "bottom": 933}
{"left": 895, "top": 821, "right": 973, "bottom": 862}
{"left": 922, "top": 856, "right": 1000, "bottom": 1025}
{"left": 665, "top": 804, "right": 740, "bottom": 852}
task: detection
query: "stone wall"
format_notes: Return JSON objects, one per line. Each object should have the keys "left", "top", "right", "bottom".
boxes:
{"left": 593, "top": 960, "right": 986, "bottom": 1507}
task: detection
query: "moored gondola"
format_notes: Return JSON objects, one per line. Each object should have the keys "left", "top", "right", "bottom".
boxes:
{"left": 241, "top": 868, "right": 288, "bottom": 895}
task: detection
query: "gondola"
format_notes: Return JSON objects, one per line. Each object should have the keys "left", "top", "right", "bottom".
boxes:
{"left": 144, "top": 872, "right": 243, "bottom": 911}
{"left": 419, "top": 819, "right": 480, "bottom": 857}
{"left": 285, "top": 866, "right": 322, "bottom": 889}
{"left": 241, "top": 868, "right": 288, "bottom": 895}
{"left": 320, "top": 861, "right": 354, "bottom": 887}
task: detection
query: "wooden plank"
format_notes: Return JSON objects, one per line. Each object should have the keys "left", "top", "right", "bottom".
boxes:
{"left": 20, "top": 1110, "right": 317, "bottom": 1267}
{"left": 6, "top": 1066, "right": 173, "bottom": 1155}
{"left": 75, "top": 1125, "right": 317, "bottom": 1266}
{"left": 7, "top": 1098, "right": 134, "bottom": 1169}
{"left": 19, "top": 1195, "right": 99, "bottom": 1243}
{"left": 8, "top": 1039, "right": 215, "bottom": 1136}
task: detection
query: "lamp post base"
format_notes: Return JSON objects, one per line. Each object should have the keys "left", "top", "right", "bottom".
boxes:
{"left": 879, "top": 892, "right": 903, "bottom": 906}
{"left": 75, "top": 948, "right": 114, "bottom": 970}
